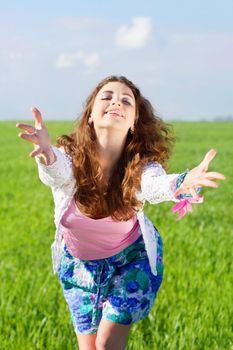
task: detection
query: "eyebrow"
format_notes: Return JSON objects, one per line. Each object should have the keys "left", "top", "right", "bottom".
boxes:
{"left": 101, "top": 90, "right": 134, "bottom": 100}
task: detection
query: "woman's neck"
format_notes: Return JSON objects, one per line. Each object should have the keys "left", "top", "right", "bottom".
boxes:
{"left": 96, "top": 129, "right": 126, "bottom": 177}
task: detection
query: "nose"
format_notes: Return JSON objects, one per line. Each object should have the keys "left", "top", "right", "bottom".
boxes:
{"left": 111, "top": 99, "right": 121, "bottom": 106}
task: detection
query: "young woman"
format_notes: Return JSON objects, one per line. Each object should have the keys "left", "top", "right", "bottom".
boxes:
{"left": 16, "top": 76, "right": 225, "bottom": 350}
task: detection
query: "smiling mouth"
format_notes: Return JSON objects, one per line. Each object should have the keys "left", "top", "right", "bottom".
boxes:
{"left": 104, "top": 111, "right": 123, "bottom": 118}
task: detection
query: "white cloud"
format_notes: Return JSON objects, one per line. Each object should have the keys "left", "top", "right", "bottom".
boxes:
{"left": 55, "top": 51, "right": 100, "bottom": 70}
{"left": 115, "top": 17, "right": 152, "bottom": 49}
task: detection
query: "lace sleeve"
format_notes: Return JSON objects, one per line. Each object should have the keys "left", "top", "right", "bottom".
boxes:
{"left": 34, "top": 145, "right": 74, "bottom": 188}
{"left": 140, "top": 162, "right": 180, "bottom": 204}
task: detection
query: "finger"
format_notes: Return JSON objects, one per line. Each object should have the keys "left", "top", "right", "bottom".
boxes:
{"left": 29, "top": 147, "right": 42, "bottom": 158}
{"left": 200, "top": 149, "right": 217, "bottom": 171}
{"left": 205, "top": 172, "right": 226, "bottom": 180}
{"left": 197, "top": 179, "right": 219, "bottom": 188}
{"left": 30, "top": 147, "right": 50, "bottom": 165}
{"left": 16, "top": 123, "right": 35, "bottom": 133}
{"left": 38, "top": 151, "right": 50, "bottom": 165}
{"left": 31, "top": 106, "right": 44, "bottom": 129}
{"left": 18, "top": 132, "right": 38, "bottom": 144}
{"left": 44, "top": 153, "right": 50, "bottom": 166}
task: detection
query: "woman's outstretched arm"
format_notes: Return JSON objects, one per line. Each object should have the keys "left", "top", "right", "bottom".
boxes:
{"left": 16, "top": 107, "right": 74, "bottom": 188}
{"left": 140, "top": 149, "right": 225, "bottom": 204}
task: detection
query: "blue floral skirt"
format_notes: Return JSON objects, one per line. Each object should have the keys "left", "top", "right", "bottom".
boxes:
{"left": 58, "top": 226, "right": 164, "bottom": 334}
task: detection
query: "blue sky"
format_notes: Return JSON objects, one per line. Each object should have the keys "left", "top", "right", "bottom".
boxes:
{"left": 1, "top": 0, "right": 233, "bottom": 121}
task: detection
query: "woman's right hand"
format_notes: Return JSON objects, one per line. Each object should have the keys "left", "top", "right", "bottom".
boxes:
{"left": 16, "top": 107, "right": 56, "bottom": 165}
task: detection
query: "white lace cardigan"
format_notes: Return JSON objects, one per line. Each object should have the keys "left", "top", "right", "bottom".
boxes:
{"left": 35, "top": 145, "right": 181, "bottom": 276}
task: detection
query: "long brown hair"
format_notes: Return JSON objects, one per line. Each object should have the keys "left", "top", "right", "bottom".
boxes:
{"left": 56, "top": 75, "right": 175, "bottom": 220}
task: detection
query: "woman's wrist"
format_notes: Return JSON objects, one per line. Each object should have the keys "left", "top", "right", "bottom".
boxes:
{"left": 175, "top": 170, "right": 192, "bottom": 199}
{"left": 45, "top": 146, "right": 56, "bottom": 165}
{"left": 38, "top": 146, "right": 56, "bottom": 166}
{"left": 175, "top": 170, "right": 202, "bottom": 199}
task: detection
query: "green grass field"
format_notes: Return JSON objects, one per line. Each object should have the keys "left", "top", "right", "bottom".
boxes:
{"left": 1, "top": 121, "right": 232, "bottom": 350}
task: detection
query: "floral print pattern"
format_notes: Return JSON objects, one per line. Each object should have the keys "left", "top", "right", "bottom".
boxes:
{"left": 58, "top": 227, "right": 164, "bottom": 334}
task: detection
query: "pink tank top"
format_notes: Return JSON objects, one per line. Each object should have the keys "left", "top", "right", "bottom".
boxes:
{"left": 60, "top": 196, "right": 141, "bottom": 260}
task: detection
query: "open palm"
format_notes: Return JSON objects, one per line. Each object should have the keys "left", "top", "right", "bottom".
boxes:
{"left": 174, "top": 149, "right": 226, "bottom": 199}
{"left": 16, "top": 107, "right": 53, "bottom": 165}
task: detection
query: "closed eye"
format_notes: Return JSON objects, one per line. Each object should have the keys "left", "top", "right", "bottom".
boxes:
{"left": 101, "top": 97, "right": 131, "bottom": 105}
{"left": 122, "top": 99, "right": 131, "bottom": 105}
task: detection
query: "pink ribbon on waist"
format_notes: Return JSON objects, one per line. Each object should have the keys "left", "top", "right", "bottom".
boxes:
{"left": 172, "top": 196, "right": 204, "bottom": 220}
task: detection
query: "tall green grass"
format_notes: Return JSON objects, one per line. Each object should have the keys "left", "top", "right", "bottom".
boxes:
{"left": 0, "top": 121, "right": 232, "bottom": 349}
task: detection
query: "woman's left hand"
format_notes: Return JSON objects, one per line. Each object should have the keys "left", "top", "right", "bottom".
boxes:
{"left": 174, "top": 149, "right": 226, "bottom": 199}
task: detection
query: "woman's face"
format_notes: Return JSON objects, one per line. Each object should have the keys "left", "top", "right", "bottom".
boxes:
{"left": 90, "top": 81, "right": 136, "bottom": 135}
